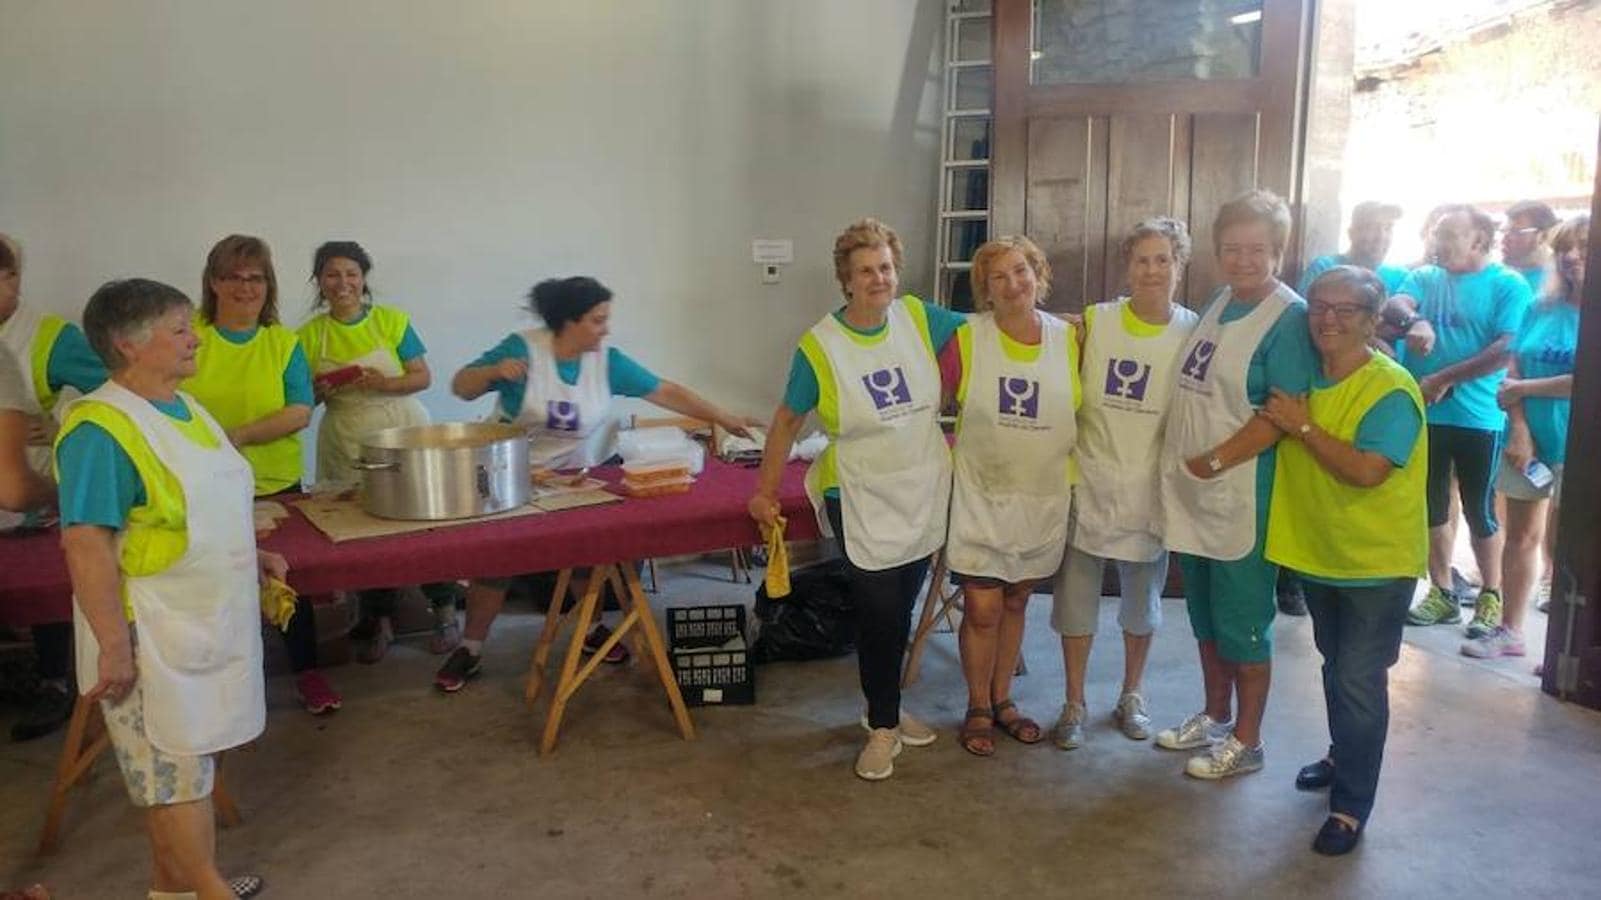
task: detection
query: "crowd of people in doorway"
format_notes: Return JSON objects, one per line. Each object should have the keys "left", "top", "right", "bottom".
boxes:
{"left": 0, "top": 186, "right": 1586, "bottom": 893}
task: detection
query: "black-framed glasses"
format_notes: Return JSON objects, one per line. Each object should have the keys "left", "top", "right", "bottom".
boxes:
{"left": 1308, "top": 302, "right": 1370, "bottom": 321}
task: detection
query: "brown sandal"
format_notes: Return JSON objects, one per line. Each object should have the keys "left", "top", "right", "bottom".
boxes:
{"left": 959, "top": 707, "right": 996, "bottom": 757}
{"left": 993, "top": 699, "right": 1043, "bottom": 744}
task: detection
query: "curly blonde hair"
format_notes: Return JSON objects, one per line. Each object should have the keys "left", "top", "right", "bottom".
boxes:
{"left": 832, "top": 218, "right": 904, "bottom": 299}
{"left": 970, "top": 235, "right": 1052, "bottom": 310}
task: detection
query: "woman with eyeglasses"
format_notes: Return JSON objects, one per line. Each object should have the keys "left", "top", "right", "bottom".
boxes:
{"left": 1155, "top": 190, "right": 1317, "bottom": 781}
{"left": 1470, "top": 213, "right": 1588, "bottom": 660}
{"left": 1262, "top": 265, "right": 1427, "bottom": 855}
{"left": 182, "top": 234, "right": 339, "bottom": 717}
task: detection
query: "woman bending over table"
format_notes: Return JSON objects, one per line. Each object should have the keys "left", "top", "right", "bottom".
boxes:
{"left": 435, "top": 275, "right": 749, "bottom": 692}
{"left": 748, "top": 218, "right": 965, "bottom": 781}
{"left": 181, "top": 234, "right": 338, "bottom": 716}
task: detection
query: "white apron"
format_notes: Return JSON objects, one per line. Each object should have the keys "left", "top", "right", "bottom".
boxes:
{"left": 72, "top": 381, "right": 266, "bottom": 756}
{"left": 313, "top": 346, "right": 430, "bottom": 486}
{"left": 946, "top": 312, "right": 1076, "bottom": 582}
{"left": 512, "top": 329, "right": 616, "bottom": 470}
{"left": 805, "top": 299, "right": 952, "bottom": 571}
{"left": 1158, "top": 286, "right": 1293, "bottom": 561}
{"left": 1073, "top": 299, "right": 1199, "bottom": 562}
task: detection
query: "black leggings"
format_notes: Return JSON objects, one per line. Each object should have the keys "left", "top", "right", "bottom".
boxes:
{"left": 1425, "top": 425, "right": 1501, "bottom": 538}
{"left": 265, "top": 483, "right": 319, "bottom": 673}
{"left": 825, "top": 497, "right": 930, "bottom": 730}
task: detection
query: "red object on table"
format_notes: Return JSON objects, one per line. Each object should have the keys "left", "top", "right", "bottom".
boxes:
{"left": 0, "top": 458, "right": 819, "bottom": 627}
{"left": 313, "top": 364, "right": 364, "bottom": 390}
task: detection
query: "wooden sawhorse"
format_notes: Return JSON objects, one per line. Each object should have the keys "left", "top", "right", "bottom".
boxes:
{"left": 38, "top": 695, "right": 241, "bottom": 854}
{"left": 523, "top": 561, "right": 695, "bottom": 755}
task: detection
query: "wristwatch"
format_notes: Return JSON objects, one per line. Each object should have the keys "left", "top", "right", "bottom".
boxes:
{"left": 1207, "top": 454, "right": 1224, "bottom": 473}
{"left": 1298, "top": 423, "right": 1312, "bottom": 437}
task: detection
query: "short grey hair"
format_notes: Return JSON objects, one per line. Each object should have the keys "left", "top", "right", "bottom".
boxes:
{"left": 1307, "top": 265, "right": 1386, "bottom": 314}
{"left": 1118, "top": 216, "right": 1193, "bottom": 269}
{"left": 82, "top": 279, "right": 193, "bottom": 370}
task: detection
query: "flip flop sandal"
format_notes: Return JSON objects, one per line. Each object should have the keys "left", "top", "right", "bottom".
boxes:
{"left": 992, "top": 699, "right": 1044, "bottom": 744}
{"left": 228, "top": 874, "right": 265, "bottom": 898}
{"left": 959, "top": 707, "right": 996, "bottom": 757}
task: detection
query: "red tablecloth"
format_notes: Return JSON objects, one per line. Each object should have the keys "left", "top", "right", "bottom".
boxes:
{"left": 0, "top": 458, "right": 819, "bottom": 628}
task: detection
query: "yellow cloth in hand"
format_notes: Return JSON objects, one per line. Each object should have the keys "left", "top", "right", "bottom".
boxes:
{"left": 261, "top": 577, "right": 298, "bottom": 632}
{"left": 763, "top": 515, "right": 790, "bottom": 599}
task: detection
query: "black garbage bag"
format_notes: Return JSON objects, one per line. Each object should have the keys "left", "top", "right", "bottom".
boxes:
{"left": 751, "top": 559, "right": 856, "bottom": 663}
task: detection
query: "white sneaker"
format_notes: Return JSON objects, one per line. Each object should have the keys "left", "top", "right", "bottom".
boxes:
{"left": 858, "top": 710, "right": 937, "bottom": 747}
{"left": 1184, "top": 734, "right": 1264, "bottom": 780}
{"left": 1154, "top": 712, "right": 1232, "bottom": 750}
{"left": 855, "top": 728, "right": 903, "bottom": 781}
{"left": 1113, "top": 692, "right": 1151, "bottom": 741}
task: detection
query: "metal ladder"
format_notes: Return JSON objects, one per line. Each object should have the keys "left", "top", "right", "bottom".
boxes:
{"left": 933, "top": 1, "right": 995, "bottom": 312}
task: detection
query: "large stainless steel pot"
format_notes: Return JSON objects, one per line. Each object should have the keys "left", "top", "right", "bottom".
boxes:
{"left": 353, "top": 423, "right": 530, "bottom": 520}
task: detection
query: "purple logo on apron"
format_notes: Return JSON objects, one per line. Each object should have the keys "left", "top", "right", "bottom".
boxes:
{"left": 997, "top": 377, "right": 1040, "bottom": 418}
{"left": 1105, "top": 358, "right": 1152, "bottom": 400}
{"left": 1181, "top": 339, "right": 1217, "bottom": 382}
{"left": 546, "top": 400, "right": 580, "bottom": 432}
{"left": 862, "top": 367, "right": 912, "bottom": 409}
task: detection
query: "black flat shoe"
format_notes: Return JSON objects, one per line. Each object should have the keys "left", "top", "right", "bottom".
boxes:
{"left": 1311, "top": 817, "right": 1362, "bottom": 856}
{"left": 1296, "top": 758, "right": 1335, "bottom": 791}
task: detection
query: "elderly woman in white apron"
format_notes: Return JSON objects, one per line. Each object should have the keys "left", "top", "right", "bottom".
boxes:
{"left": 57, "top": 278, "right": 275, "bottom": 898}
{"left": 438, "top": 276, "right": 750, "bottom": 692}
{"left": 1050, "top": 218, "right": 1200, "bottom": 751}
{"left": 942, "top": 236, "right": 1077, "bottom": 757}
{"left": 1155, "top": 190, "right": 1317, "bottom": 780}
{"left": 297, "top": 241, "right": 462, "bottom": 661}
{"left": 0, "top": 233, "right": 111, "bottom": 743}
{"left": 748, "top": 218, "right": 965, "bottom": 781}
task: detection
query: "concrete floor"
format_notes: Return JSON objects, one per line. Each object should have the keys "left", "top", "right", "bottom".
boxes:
{"left": 2, "top": 560, "right": 1598, "bottom": 899}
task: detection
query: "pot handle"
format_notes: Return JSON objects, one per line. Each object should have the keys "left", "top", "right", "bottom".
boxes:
{"left": 351, "top": 460, "right": 399, "bottom": 472}
{"left": 475, "top": 464, "right": 491, "bottom": 499}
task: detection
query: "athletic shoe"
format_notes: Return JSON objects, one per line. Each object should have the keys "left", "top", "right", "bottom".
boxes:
{"left": 858, "top": 710, "right": 938, "bottom": 747}
{"left": 433, "top": 647, "right": 482, "bottom": 693}
{"left": 1406, "top": 585, "right": 1461, "bottom": 626}
{"left": 1154, "top": 711, "right": 1232, "bottom": 750}
{"left": 1185, "top": 734, "right": 1264, "bottom": 780}
{"left": 1113, "top": 692, "right": 1151, "bottom": 741}
{"left": 228, "top": 873, "right": 266, "bottom": 898}
{"left": 1464, "top": 589, "right": 1504, "bottom": 639}
{"left": 1461, "top": 626, "right": 1526, "bottom": 659}
{"left": 582, "top": 623, "right": 629, "bottom": 664}
{"left": 1051, "top": 702, "right": 1086, "bottom": 750}
{"left": 295, "top": 670, "right": 342, "bottom": 716}
{"left": 10, "top": 681, "right": 73, "bottom": 742}
{"left": 855, "top": 727, "right": 903, "bottom": 781}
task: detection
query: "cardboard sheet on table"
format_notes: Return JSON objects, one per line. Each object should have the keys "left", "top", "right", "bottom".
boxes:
{"left": 291, "top": 496, "right": 545, "bottom": 543}
{"left": 530, "top": 487, "right": 624, "bottom": 513}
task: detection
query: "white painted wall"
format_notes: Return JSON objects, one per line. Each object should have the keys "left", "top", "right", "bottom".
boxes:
{"left": 0, "top": 0, "right": 943, "bottom": 474}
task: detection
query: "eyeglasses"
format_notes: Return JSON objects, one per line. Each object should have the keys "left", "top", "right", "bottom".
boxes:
{"left": 1308, "top": 302, "right": 1370, "bottom": 321}
{"left": 220, "top": 273, "right": 267, "bottom": 286}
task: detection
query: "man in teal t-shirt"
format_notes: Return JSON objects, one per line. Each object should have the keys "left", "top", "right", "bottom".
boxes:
{"left": 1297, "top": 201, "right": 1408, "bottom": 298}
{"left": 1499, "top": 200, "right": 1559, "bottom": 294}
{"left": 1384, "top": 205, "right": 1533, "bottom": 634}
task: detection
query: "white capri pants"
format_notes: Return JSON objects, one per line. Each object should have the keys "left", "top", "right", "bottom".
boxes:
{"left": 1051, "top": 543, "right": 1167, "bottom": 638}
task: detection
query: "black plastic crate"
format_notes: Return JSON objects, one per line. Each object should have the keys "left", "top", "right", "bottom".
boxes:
{"left": 667, "top": 605, "right": 754, "bottom": 706}
{"left": 668, "top": 604, "right": 747, "bottom": 650}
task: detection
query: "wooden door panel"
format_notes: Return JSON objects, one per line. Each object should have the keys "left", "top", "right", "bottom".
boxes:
{"left": 1024, "top": 115, "right": 1107, "bottom": 312}
{"left": 1103, "top": 114, "right": 1188, "bottom": 301}
{"left": 1184, "top": 112, "right": 1262, "bottom": 306}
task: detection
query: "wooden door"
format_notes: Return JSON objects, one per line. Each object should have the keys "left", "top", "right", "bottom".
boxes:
{"left": 991, "top": 0, "right": 1313, "bottom": 311}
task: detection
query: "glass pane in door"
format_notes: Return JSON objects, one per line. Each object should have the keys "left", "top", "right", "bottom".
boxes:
{"left": 1031, "top": 0, "right": 1263, "bottom": 85}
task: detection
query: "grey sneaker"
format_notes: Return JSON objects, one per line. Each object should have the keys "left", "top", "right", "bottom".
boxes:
{"left": 855, "top": 727, "right": 903, "bottom": 781}
{"left": 1051, "top": 702, "right": 1085, "bottom": 750}
{"left": 858, "top": 710, "right": 937, "bottom": 747}
{"left": 1155, "top": 712, "right": 1232, "bottom": 750}
{"left": 1185, "top": 734, "right": 1264, "bottom": 780}
{"left": 1113, "top": 692, "right": 1151, "bottom": 741}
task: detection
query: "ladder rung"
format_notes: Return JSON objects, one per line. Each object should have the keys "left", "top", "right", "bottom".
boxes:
{"left": 942, "top": 262, "right": 974, "bottom": 271}
{"left": 947, "top": 59, "right": 992, "bottom": 69}
{"left": 949, "top": 10, "right": 992, "bottom": 21}
{"left": 944, "top": 108, "right": 992, "bottom": 119}
{"left": 940, "top": 210, "right": 989, "bottom": 220}
{"left": 943, "top": 159, "right": 989, "bottom": 169}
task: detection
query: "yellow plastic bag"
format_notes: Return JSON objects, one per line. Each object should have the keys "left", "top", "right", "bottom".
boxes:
{"left": 763, "top": 515, "right": 790, "bottom": 599}
{"left": 261, "top": 577, "right": 298, "bottom": 632}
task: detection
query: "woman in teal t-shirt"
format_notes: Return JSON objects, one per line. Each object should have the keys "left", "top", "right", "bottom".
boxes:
{"left": 1470, "top": 214, "right": 1587, "bottom": 660}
